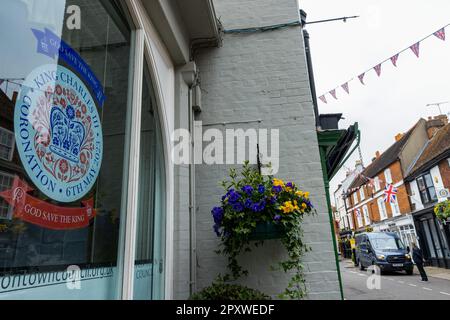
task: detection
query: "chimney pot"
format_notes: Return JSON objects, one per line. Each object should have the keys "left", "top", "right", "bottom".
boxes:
{"left": 375, "top": 151, "right": 381, "bottom": 158}
{"left": 395, "top": 133, "right": 404, "bottom": 142}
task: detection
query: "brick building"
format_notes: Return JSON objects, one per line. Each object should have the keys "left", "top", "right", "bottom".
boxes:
{"left": 405, "top": 118, "right": 450, "bottom": 269}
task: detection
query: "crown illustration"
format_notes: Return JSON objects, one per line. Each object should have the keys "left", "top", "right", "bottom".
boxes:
{"left": 49, "top": 105, "right": 86, "bottom": 163}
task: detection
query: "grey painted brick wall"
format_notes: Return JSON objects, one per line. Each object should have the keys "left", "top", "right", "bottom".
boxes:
{"left": 193, "top": 0, "right": 341, "bottom": 299}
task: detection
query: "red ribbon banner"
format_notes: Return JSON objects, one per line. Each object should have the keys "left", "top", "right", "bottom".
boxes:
{"left": 0, "top": 177, "right": 96, "bottom": 230}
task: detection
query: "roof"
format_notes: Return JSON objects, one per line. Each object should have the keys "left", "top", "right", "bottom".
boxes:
{"left": 406, "top": 123, "right": 450, "bottom": 180}
{"left": 348, "top": 121, "right": 419, "bottom": 190}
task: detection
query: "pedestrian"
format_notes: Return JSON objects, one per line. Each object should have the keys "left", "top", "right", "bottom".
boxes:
{"left": 411, "top": 242, "right": 428, "bottom": 282}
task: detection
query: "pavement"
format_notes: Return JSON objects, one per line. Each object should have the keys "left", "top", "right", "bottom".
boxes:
{"left": 340, "top": 259, "right": 450, "bottom": 300}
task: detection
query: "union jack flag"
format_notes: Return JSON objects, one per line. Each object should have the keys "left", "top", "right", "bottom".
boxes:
{"left": 384, "top": 184, "right": 398, "bottom": 203}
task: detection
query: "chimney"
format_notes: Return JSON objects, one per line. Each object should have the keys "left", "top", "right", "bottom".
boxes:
{"left": 355, "top": 160, "right": 363, "bottom": 172}
{"left": 12, "top": 91, "right": 18, "bottom": 105}
{"left": 426, "top": 115, "right": 448, "bottom": 139}
{"left": 375, "top": 151, "right": 381, "bottom": 158}
{"left": 395, "top": 133, "right": 404, "bottom": 142}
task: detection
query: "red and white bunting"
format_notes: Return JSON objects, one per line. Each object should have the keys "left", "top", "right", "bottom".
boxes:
{"left": 374, "top": 64, "right": 382, "bottom": 77}
{"left": 358, "top": 73, "right": 365, "bottom": 85}
{"left": 390, "top": 54, "right": 399, "bottom": 67}
{"left": 410, "top": 42, "right": 420, "bottom": 58}
{"left": 330, "top": 89, "right": 337, "bottom": 100}
{"left": 434, "top": 28, "right": 446, "bottom": 41}
{"left": 341, "top": 82, "right": 350, "bottom": 94}
{"left": 319, "top": 95, "right": 327, "bottom": 104}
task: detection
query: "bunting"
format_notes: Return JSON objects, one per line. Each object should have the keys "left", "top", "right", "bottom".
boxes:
{"left": 410, "top": 42, "right": 420, "bottom": 58}
{"left": 358, "top": 73, "right": 365, "bottom": 85}
{"left": 319, "top": 95, "right": 327, "bottom": 104}
{"left": 330, "top": 89, "right": 337, "bottom": 100}
{"left": 374, "top": 64, "right": 382, "bottom": 77}
{"left": 434, "top": 28, "right": 446, "bottom": 41}
{"left": 341, "top": 82, "right": 350, "bottom": 94}
{"left": 390, "top": 54, "right": 399, "bottom": 67}
{"left": 318, "top": 24, "right": 449, "bottom": 104}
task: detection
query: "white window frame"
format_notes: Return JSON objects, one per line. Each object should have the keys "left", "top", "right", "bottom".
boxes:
{"left": 0, "top": 127, "right": 15, "bottom": 162}
{"left": 363, "top": 205, "right": 371, "bottom": 225}
{"left": 359, "top": 187, "right": 365, "bottom": 201}
{"left": 374, "top": 177, "right": 381, "bottom": 191}
{"left": 384, "top": 168, "right": 392, "bottom": 184}
{"left": 378, "top": 197, "right": 388, "bottom": 220}
{"left": 0, "top": 170, "right": 14, "bottom": 220}
{"left": 390, "top": 198, "right": 401, "bottom": 217}
{"left": 353, "top": 192, "right": 358, "bottom": 205}
{"left": 356, "top": 209, "right": 363, "bottom": 228}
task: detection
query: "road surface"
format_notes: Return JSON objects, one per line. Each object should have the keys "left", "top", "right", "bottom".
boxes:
{"left": 340, "top": 261, "right": 450, "bottom": 300}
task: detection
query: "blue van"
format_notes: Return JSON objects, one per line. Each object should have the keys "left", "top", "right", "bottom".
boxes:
{"left": 355, "top": 232, "right": 414, "bottom": 274}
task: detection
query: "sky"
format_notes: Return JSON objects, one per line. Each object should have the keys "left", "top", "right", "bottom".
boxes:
{"left": 297, "top": 0, "right": 450, "bottom": 204}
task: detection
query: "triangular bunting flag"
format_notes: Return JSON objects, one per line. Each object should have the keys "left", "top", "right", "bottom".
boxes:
{"left": 329, "top": 89, "right": 337, "bottom": 100}
{"left": 358, "top": 73, "right": 365, "bottom": 85}
{"left": 410, "top": 42, "right": 420, "bottom": 58}
{"left": 434, "top": 28, "right": 446, "bottom": 41}
{"left": 374, "top": 64, "right": 382, "bottom": 77}
{"left": 319, "top": 95, "right": 327, "bottom": 104}
{"left": 390, "top": 54, "right": 399, "bottom": 67}
{"left": 0, "top": 79, "right": 4, "bottom": 86}
{"left": 341, "top": 82, "right": 350, "bottom": 94}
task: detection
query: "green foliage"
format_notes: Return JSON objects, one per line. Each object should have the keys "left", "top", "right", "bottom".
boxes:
{"left": 435, "top": 200, "right": 450, "bottom": 222}
{"left": 211, "top": 162, "right": 316, "bottom": 299}
{"left": 190, "top": 278, "right": 271, "bottom": 300}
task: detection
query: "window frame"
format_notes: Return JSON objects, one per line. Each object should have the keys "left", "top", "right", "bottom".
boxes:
{"left": 0, "top": 170, "right": 14, "bottom": 220}
{"left": 416, "top": 172, "right": 437, "bottom": 205}
{"left": 384, "top": 168, "right": 392, "bottom": 184}
{"left": 0, "top": 127, "right": 15, "bottom": 162}
{"left": 377, "top": 197, "right": 387, "bottom": 220}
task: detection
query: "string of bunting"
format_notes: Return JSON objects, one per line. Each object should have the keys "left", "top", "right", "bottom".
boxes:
{"left": 318, "top": 24, "right": 449, "bottom": 105}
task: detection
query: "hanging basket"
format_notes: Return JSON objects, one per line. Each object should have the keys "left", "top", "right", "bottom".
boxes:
{"left": 249, "top": 221, "right": 284, "bottom": 241}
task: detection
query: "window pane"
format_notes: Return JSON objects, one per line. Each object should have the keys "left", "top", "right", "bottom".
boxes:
{"left": 0, "top": 0, "right": 132, "bottom": 299}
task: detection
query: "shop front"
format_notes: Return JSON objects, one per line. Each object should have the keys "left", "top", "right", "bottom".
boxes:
{"left": 413, "top": 207, "right": 450, "bottom": 269}
{"left": 0, "top": 0, "right": 183, "bottom": 300}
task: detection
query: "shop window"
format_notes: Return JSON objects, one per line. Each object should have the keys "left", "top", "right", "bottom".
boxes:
{"left": 0, "top": 0, "right": 133, "bottom": 299}
{"left": 0, "top": 128, "right": 15, "bottom": 161}
{"left": 416, "top": 173, "right": 437, "bottom": 205}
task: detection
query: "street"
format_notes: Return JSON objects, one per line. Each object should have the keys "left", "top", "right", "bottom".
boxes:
{"left": 340, "top": 261, "right": 450, "bottom": 300}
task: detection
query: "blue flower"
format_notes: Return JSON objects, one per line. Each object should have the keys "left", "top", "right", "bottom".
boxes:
{"left": 286, "top": 182, "right": 294, "bottom": 188}
{"left": 272, "top": 185, "right": 282, "bottom": 193}
{"left": 252, "top": 200, "right": 266, "bottom": 213}
{"left": 245, "top": 199, "right": 254, "bottom": 209}
{"left": 258, "top": 184, "right": 265, "bottom": 194}
{"left": 270, "top": 196, "right": 277, "bottom": 205}
{"left": 228, "top": 190, "right": 241, "bottom": 204}
{"left": 211, "top": 207, "right": 224, "bottom": 224}
{"left": 274, "top": 215, "right": 282, "bottom": 222}
{"left": 232, "top": 203, "right": 244, "bottom": 212}
{"left": 242, "top": 185, "right": 254, "bottom": 196}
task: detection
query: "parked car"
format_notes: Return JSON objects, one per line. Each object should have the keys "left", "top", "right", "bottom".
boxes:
{"left": 355, "top": 232, "right": 413, "bottom": 275}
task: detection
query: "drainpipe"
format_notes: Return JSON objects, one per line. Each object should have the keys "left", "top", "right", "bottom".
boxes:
{"left": 181, "top": 62, "right": 198, "bottom": 296}
{"left": 300, "top": 10, "right": 320, "bottom": 129}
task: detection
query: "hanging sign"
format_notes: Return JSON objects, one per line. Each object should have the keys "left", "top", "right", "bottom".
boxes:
{"left": 0, "top": 177, "right": 96, "bottom": 230}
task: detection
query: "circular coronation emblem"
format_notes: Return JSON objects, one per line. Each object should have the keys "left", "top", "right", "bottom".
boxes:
{"left": 15, "top": 64, "right": 103, "bottom": 203}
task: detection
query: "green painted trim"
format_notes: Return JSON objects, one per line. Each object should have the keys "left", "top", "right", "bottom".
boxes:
{"left": 319, "top": 145, "right": 345, "bottom": 301}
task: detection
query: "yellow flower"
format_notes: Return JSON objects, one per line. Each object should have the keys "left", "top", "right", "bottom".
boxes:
{"left": 273, "top": 178, "right": 285, "bottom": 187}
{"left": 295, "top": 191, "right": 303, "bottom": 197}
{"left": 281, "top": 201, "right": 295, "bottom": 214}
{"left": 304, "top": 192, "right": 310, "bottom": 199}
{"left": 293, "top": 200, "right": 300, "bottom": 211}
{"left": 302, "top": 203, "right": 307, "bottom": 210}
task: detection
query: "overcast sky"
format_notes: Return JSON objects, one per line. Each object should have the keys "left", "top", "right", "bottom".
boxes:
{"left": 297, "top": 0, "right": 450, "bottom": 203}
